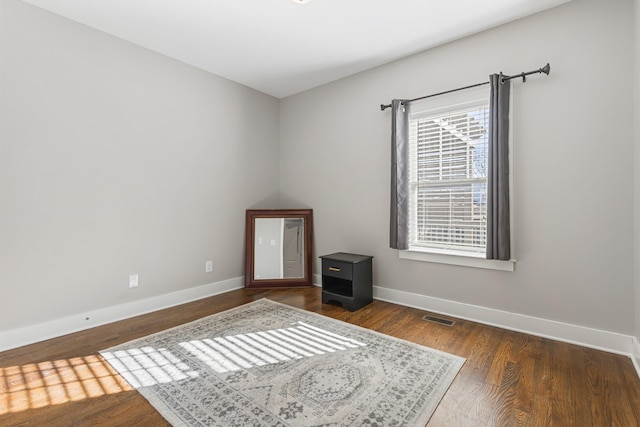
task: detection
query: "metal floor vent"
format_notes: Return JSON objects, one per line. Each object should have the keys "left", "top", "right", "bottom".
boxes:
{"left": 422, "top": 314, "right": 455, "bottom": 326}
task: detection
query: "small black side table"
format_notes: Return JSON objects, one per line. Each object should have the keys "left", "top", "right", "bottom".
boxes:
{"left": 320, "top": 252, "right": 373, "bottom": 311}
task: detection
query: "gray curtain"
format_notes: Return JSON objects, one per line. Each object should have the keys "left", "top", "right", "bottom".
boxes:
{"left": 486, "top": 74, "right": 511, "bottom": 260}
{"left": 390, "top": 99, "right": 410, "bottom": 250}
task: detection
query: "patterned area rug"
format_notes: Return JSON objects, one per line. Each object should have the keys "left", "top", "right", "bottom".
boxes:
{"left": 100, "top": 299, "right": 464, "bottom": 426}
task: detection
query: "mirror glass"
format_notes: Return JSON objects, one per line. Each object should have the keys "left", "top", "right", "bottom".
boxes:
{"left": 253, "top": 217, "right": 304, "bottom": 280}
{"left": 245, "top": 209, "right": 313, "bottom": 288}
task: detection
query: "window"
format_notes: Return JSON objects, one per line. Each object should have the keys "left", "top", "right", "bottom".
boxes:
{"left": 408, "top": 98, "right": 490, "bottom": 255}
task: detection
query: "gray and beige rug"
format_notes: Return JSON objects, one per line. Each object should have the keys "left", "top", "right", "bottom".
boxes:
{"left": 100, "top": 299, "right": 464, "bottom": 426}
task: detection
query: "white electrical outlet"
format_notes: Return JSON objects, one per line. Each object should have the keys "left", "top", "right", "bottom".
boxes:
{"left": 129, "top": 274, "right": 139, "bottom": 288}
{"left": 205, "top": 260, "right": 213, "bottom": 273}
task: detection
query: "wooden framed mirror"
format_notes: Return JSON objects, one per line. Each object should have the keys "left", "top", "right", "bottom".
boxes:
{"left": 245, "top": 209, "right": 313, "bottom": 288}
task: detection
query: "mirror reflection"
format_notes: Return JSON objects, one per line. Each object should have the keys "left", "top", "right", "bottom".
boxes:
{"left": 253, "top": 218, "right": 305, "bottom": 280}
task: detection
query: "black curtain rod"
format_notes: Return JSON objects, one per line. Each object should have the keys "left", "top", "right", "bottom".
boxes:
{"left": 380, "top": 63, "right": 550, "bottom": 111}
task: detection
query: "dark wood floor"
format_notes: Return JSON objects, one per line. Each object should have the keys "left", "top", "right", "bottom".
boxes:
{"left": 1, "top": 287, "right": 639, "bottom": 426}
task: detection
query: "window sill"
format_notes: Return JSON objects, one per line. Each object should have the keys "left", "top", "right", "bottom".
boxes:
{"left": 399, "top": 248, "right": 515, "bottom": 271}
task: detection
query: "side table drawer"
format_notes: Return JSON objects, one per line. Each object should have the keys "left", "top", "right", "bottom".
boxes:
{"left": 322, "top": 261, "right": 352, "bottom": 280}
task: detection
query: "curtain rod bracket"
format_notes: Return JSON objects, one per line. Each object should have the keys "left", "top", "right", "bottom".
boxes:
{"left": 502, "top": 63, "right": 550, "bottom": 83}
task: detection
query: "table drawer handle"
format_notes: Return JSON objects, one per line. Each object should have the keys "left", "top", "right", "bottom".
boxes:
{"left": 328, "top": 267, "right": 341, "bottom": 272}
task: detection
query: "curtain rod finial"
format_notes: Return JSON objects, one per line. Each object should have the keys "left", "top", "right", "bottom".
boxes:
{"left": 541, "top": 63, "right": 551, "bottom": 75}
{"left": 381, "top": 104, "right": 391, "bottom": 111}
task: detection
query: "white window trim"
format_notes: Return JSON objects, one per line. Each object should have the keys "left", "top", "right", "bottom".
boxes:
{"left": 399, "top": 85, "right": 516, "bottom": 272}
{"left": 399, "top": 247, "right": 515, "bottom": 271}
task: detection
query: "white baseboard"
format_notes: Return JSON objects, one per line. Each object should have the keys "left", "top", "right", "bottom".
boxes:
{"left": 373, "top": 286, "right": 635, "bottom": 357}
{"left": 632, "top": 337, "right": 640, "bottom": 378}
{"left": 0, "top": 277, "right": 244, "bottom": 353}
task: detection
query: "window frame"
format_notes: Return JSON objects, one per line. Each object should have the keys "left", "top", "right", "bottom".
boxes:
{"left": 399, "top": 86, "right": 515, "bottom": 271}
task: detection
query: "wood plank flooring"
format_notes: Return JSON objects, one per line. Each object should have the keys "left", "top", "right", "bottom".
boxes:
{"left": 1, "top": 287, "right": 639, "bottom": 426}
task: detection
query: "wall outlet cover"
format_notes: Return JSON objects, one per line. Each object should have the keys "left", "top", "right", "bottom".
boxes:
{"left": 129, "top": 274, "right": 139, "bottom": 288}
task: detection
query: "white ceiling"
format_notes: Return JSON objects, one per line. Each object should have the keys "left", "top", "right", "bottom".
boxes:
{"left": 21, "top": 0, "right": 570, "bottom": 98}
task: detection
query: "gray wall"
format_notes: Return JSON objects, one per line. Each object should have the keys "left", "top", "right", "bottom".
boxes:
{"left": 0, "top": 0, "right": 280, "bottom": 331}
{"left": 280, "top": 0, "right": 636, "bottom": 334}
{"left": 635, "top": 0, "right": 640, "bottom": 350}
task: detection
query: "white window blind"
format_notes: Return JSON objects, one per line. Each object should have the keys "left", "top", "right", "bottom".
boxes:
{"left": 408, "top": 100, "right": 489, "bottom": 254}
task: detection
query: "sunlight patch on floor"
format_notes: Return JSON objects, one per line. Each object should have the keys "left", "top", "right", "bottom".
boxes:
{"left": 0, "top": 319, "right": 368, "bottom": 414}
{"left": 180, "top": 320, "right": 367, "bottom": 374}
{"left": 100, "top": 346, "right": 199, "bottom": 388}
{"left": 0, "top": 355, "right": 132, "bottom": 415}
